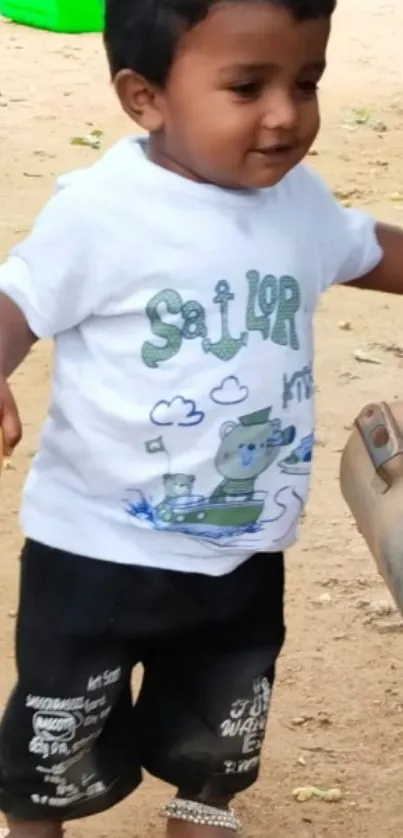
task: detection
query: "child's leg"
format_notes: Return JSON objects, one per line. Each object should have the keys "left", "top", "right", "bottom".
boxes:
{"left": 5, "top": 821, "right": 62, "bottom": 838}
{"left": 0, "top": 541, "right": 143, "bottom": 835}
{"left": 164, "top": 792, "right": 239, "bottom": 836}
{"left": 165, "top": 822, "right": 234, "bottom": 837}
{"left": 138, "top": 551, "right": 286, "bottom": 836}
{"left": 164, "top": 792, "right": 239, "bottom": 837}
{"left": 5, "top": 822, "right": 61, "bottom": 838}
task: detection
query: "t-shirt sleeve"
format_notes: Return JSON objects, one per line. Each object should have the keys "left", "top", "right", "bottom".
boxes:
{"left": 0, "top": 186, "right": 102, "bottom": 339}
{"left": 299, "top": 167, "right": 383, "bottom": 293}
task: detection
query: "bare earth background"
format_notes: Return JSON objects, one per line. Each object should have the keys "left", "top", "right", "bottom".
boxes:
{"left": 1, "top": 0, "right": 403, "bottom": 835}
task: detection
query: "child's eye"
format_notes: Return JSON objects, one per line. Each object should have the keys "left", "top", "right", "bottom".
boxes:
{"left": 295, "top": 80, "right": 319, "bottom": 98}
{"left": 229, "top": 81, "right": 263, "bottom": 100}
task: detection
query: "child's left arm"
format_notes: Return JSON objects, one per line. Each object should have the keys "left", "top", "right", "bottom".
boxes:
{"left": 347, "top": 223, "right": 403, "bottom": 294}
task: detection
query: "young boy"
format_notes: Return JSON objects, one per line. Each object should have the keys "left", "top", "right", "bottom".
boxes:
{"left": 0, "top": 0, "right": 403, "bottom": 836}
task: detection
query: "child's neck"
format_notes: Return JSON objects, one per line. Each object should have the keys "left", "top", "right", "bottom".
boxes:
{"left": 147, "top": 132, "right": 216, "bottom": 186}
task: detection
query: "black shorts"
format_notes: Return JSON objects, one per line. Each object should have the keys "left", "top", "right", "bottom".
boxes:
{"left": 0, "top": 540, "right": 285, "bottom": 822}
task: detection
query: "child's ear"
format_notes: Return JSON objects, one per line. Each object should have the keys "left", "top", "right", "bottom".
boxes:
{"left": 114, "top": 70, "right": 164, "bottom": 132}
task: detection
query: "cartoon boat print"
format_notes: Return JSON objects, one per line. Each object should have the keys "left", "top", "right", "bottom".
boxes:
{"left": 154, "top": 492, "right": 267, "bottom": 536}
{"left": 125, "top": 405, "right": 297, "bottom": 542}
{"left": 124, "top": 489, "right": 268, "bottom": 540}
{"left": 279, "top": 434, "right": 313, "bottom": 476}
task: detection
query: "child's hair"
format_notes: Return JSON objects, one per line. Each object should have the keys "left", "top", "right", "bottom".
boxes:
{"left": 104, "top": 0, "right": 336, "bottom": 86}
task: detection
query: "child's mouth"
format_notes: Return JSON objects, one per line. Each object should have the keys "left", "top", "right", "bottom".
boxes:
{"left": 254, "top": 144, "right": 294, "bottom": 158}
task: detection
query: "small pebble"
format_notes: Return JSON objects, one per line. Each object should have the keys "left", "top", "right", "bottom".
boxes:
{"left": 312, "top": 593, "right": 332, "bottom": 606}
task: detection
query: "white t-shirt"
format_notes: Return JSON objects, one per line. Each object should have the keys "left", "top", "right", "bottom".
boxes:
{"left": 0, "top": 138, "right": 382, "bottom": 575}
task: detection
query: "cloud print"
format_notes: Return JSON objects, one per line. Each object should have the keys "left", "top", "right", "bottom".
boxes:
{"left": 210, "top": 376, "right": 249, "bottom": 406}
{"left": 150, "top": 396, "right": 204, "bottom": 427}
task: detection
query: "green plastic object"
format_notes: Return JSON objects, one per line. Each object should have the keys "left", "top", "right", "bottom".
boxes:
{"left": 0, "top": 0, "right": 103, "bottom": 32}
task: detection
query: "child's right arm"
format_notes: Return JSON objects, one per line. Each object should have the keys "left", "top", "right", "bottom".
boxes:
{"left": 0, "top": 292, "right": 38, "bottom": 456}
{"left": 0, "top": 179, "right": 104, "bottom": 460}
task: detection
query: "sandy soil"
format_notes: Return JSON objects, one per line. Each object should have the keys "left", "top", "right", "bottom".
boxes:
{"left": 2, "top": 0, "right": 403, "bottom": 834}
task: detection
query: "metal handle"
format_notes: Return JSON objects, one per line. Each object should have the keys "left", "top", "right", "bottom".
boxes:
{"left": 355, "top": 402, "right": 403, "bottom": 472}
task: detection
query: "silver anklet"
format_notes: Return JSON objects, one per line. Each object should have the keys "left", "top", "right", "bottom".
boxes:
{"left": 163, "top": 798, "right": 241, "bottom": 832}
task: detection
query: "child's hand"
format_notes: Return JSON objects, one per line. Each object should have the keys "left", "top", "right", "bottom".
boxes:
{"left": 0, "top": 292, "right": 38, "bottom": 464}
{"left": 0, "top": 377, "right": 22, "bottom": 459}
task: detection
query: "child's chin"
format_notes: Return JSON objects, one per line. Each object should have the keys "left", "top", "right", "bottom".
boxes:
{"left": 214, "top": 165, "right": 294, "bottom": 191}
{"left": 240, "top": 170, "right": 289, "bottom": 190}
{"left": 256, "top": 161, "right": 300, "bottom": 189}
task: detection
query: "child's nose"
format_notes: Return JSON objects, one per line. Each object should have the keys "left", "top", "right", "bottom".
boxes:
{"left": 261, "top": 88, "right": 298, "bottom": 132}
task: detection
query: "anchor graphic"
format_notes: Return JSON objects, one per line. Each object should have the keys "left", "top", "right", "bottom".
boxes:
{"left": 203, "top": 280, "right": 248, "bottom": 362}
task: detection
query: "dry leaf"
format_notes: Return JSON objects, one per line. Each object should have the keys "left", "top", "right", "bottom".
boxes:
{"left": 70, "top": 131, "right": 102, "bottom": 150}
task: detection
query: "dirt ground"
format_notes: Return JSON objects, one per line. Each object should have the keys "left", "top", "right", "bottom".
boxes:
{"left": 1, "top": 0, "right": 403, "bottom": 835}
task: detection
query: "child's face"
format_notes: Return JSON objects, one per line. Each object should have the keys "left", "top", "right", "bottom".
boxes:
{"left": 146, "top": 2, "right": 330, "bottom": 189}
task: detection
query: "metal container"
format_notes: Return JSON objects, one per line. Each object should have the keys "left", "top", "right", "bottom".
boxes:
{"left": 340, "top": 401, "right": 403, "bottom": 615}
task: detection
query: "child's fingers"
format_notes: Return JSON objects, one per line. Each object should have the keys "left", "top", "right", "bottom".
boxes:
{"left": 1, "top": 390, "right": 22, "bottom": 458}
